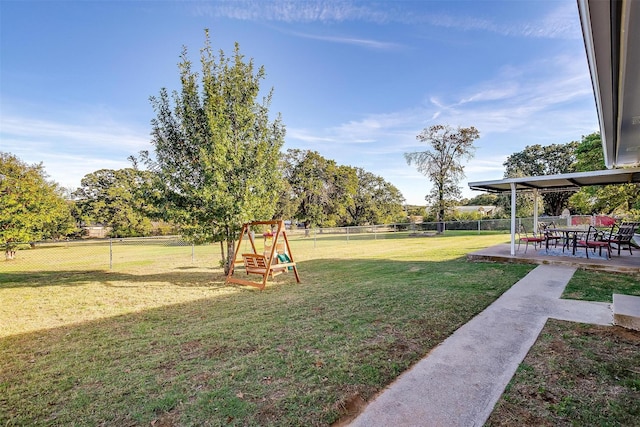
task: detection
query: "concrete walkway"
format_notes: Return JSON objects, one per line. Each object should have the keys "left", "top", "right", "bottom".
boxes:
{"left": 349, "top": 264, "right": 612, "bottom": 427}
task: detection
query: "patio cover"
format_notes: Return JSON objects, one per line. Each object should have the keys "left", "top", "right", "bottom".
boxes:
{"left": 468, "top": 167, "right": 640, "bottom": 255}
{"left": 469, "top": 167, "right": 640, "bottom": 194}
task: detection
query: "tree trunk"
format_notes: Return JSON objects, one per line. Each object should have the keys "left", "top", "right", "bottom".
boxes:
{"left": 219, "top": 240, "right": 226, "bottom": 270}
{"left": 224, "top": 228, "right": 236, "bottom": 274}
{"left": 438, "top": 184, "right": 445, "bottom": 234}
{"left": 225, "top": 239, "right": 235, "bottom": 275}
{"left": 5, "top": 241, "right": 16, "bottom": 260}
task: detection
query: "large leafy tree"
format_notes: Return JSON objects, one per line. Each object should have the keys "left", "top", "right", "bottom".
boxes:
{"left": 279, "top": 150, "right": 406, "bottom": 227}
{"left": 405, "top": 124, "right": 478, "bottom": 224}
{"left": 329, "top": 165, "right": 359, "bottom": 226}
{"left": 573, "top": 132, "right": 605, "bottom": 172}
{"left": 461, "top": 193, "right": 499, "bottom": 207}
{"left": 569, "top": 132, "right": 640, "bottom": 214}
{"left": 0, "top": 152, "right": 75, "bottom": 258}
{"left": 143, "top": 31, "right": 285, "bottom": 273}
{"left": 281, "top": 149, "right": 356, "bottom": 228}
{"left": 502, "top": 142, "right": 578, "bottom": 216}
{"left": 347, "top": 168, "right": 406, "bottom": 225}
{"left": 73, "top": 168, "right": 156, "bottom": 237}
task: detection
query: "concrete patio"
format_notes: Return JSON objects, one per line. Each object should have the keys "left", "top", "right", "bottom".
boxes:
{"left": 467, "top": 243, "right": 640, "bottom": 274}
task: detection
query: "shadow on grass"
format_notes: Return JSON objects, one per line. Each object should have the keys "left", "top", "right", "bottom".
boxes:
{"left": 0, "top": 269, "right": 226, "bottom": 289}
{"left": 0, "top": 255, "right": 477, "bottom": 290}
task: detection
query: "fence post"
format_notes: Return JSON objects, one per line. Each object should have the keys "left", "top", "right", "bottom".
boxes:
{"left": 373, "top": 225, "right": 377, "bottom": 240}
{"left": 192, "top": 242, "right": 195, "bottom": 263}
{"left": 109, "top": 238, "right": 113, "bottom": 270}
{"left": 346, "top": 226, "right": 349, "bottom": 243}
{"left": 478, "top": 219, "right": 481, "bottom": 234}
{"left": 314, "top": 228, "right": 317, "bottom": 249}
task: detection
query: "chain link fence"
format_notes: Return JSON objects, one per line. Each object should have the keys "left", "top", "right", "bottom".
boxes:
{"left": 1, "top": 236, "right": 223, "bottom": 273}
{"left": 2, "top": 215, "right": 607, "bottom": 272}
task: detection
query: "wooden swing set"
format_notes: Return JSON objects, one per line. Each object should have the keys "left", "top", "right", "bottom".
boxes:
{"left": 225, "top": 220, "right": 300, "bottom": 290}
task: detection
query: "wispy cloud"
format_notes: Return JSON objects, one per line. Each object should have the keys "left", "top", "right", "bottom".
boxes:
{"left": 415, "top": 2, "right": 580, "bottom": 39}
{"left": 302, "top": 52, "right": 595, "bottom": 156}
{"left": 1, "top": 115, "right": 149, "bottom": 152}
{"left": 288, "top": 109, "right": 424, "bottom": 150}
{"left": 1, "top": 112, "right": 150, "bottom": 189}
{"left": 195, "top": 1, "right": 402, "bottom": 50}
{"left": 422, "top": 13, "right": 499, "bottom": 34}
{"left": 528, "top": 1, "right": 581, "bottom": 39}
{"left": 458, "top": 83, "right": 520, "bottom": 104}
{"left": 287, "top": 128, "right": 338, "bottom": 143}
{"left": 425, "top": 54, "right": 595, "bottom": 138}
{"left": 193, "top": 0, "right": 391, "bottom": 24}
{"left": 193, "top": 0, "right": 581, "bottom": 40}
{"left": 464, "top": 157, "right": 508, "bottom": 175}
{"left": 332, "top": 111, "right": 422, "bottom": 142}
{"left": 282, "top": 29, "right": 402, "bottom": 50}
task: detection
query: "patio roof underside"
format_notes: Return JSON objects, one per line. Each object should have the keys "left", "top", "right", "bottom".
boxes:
{"left": 468, "top": 167, "right": 640, "bottom": 194}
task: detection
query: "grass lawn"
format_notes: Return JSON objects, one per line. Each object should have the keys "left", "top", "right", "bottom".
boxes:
{"left": 563, "top": 269, "right": 640, "bottom": 302}
{"left": 1, "top": 232, "right": 533, "bottom": 426}
{"left": 487, "top": 270, "right": 640, "bottom": 426}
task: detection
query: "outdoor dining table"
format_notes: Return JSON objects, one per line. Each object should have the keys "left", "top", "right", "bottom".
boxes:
{"left": 546, "top": 227, "right": 588, "bottom": 255}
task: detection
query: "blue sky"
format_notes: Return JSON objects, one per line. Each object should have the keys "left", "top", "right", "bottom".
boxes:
{"left": 1, "top": 0, "right": 598, "bottom": 205}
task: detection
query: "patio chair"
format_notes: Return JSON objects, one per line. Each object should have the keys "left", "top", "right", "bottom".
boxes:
{"left": 574, "top": 227, "right": 597, "bottom": 259}
{"left": 608, "top": 222, "right": 637, "bottom": 255}
{"left": 542, "top": 222, "right": 562, "bottom": 248}
{"left": 517, "top": 225, "right": 545, "bottom": 253}
{"left": 579, "top": 225, "right": 612, "bottom": 259}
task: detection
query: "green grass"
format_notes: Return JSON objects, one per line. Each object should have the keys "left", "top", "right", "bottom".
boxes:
{"left": 486, "top": 320, "right": 640, "bottom": 426}
{"left": 562, "top": 269, "right": 640, "bottom": 302}
{"left": 0, "top": 238, "right": 222, "bottom": 274}
{"left": 1, "top": 232, "right": 532, "bottom": 426}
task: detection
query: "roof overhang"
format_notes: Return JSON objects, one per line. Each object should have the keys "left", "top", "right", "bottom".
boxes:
{"left": 578, "top": 0, "right": 640, "bottom": 167}
{"left": 468, "top": 167, "right": 640, "bottom": 193}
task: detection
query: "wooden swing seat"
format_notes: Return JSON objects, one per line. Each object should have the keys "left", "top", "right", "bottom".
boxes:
{"left": 226, "top": 220, "right": 301, "bottom": 290}
{"left": 242, "top": 253, "right": 286, "bottom": 277}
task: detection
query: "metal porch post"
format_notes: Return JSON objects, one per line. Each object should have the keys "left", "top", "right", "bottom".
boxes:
{"left": 510, "top": 183, "right": 516, "bottom": 256}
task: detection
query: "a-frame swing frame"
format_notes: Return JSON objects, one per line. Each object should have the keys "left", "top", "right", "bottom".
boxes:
{"left": 225, "top": 220, "right": 300, "bottom": 290}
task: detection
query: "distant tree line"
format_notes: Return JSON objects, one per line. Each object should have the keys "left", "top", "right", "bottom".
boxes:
{"left": 0, "top": 149, "right": 406, "bottom": 259}
{"left": 69, "top": 149, "right": 407, "bottom": 238}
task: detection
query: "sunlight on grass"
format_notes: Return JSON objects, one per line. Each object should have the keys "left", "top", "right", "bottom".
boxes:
{"left": 1, "top": 232, "right": 511, "bottom": 338}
